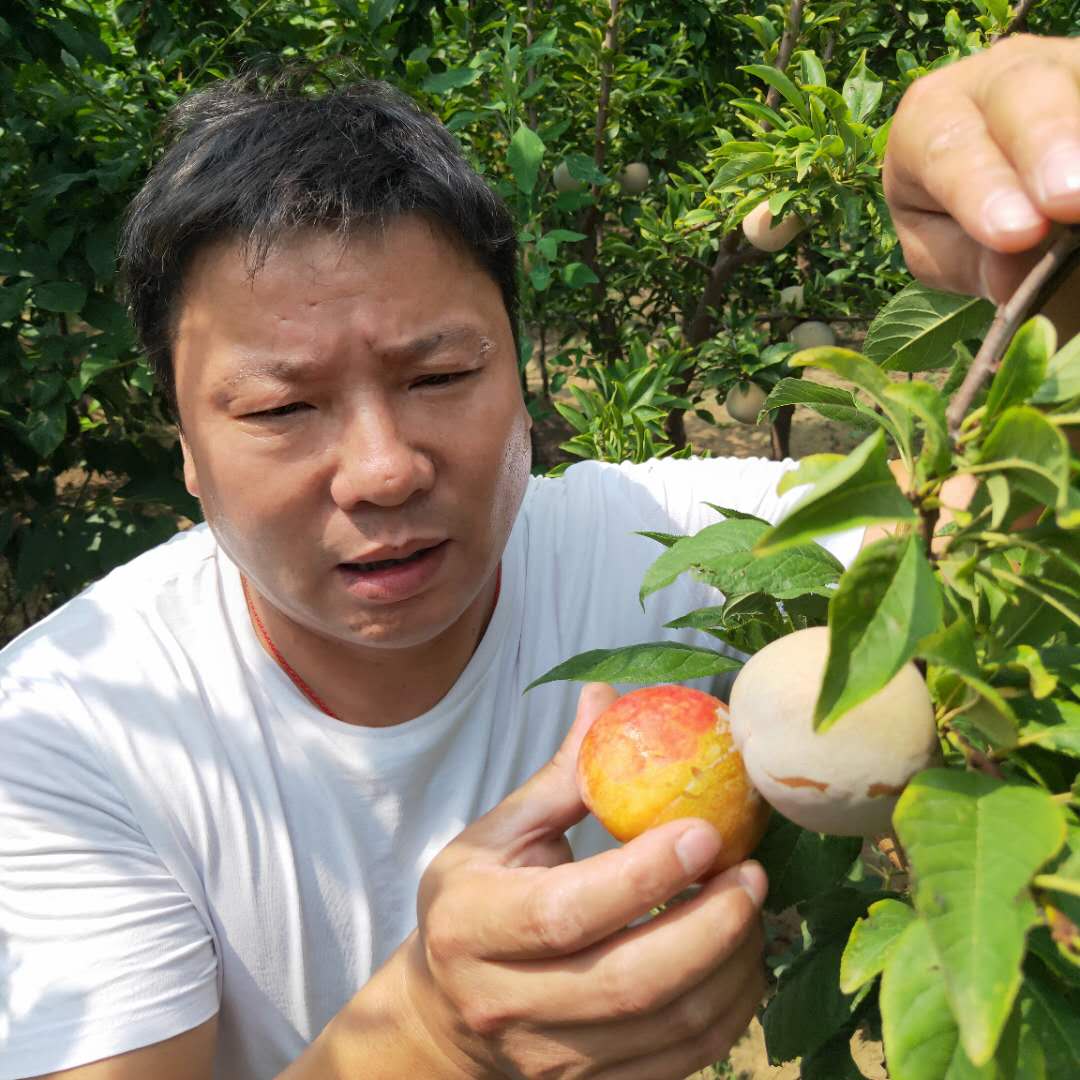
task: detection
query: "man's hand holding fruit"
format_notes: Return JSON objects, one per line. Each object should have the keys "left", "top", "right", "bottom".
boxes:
{"left": 357, "top": 684, "right": 767, "bottom": 1079}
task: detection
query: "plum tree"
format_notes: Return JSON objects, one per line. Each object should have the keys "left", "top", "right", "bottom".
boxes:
{"left": 577, "top": 685, "right": 771, "bottom": 875}
{"left": 728, "top": 626, "right": 939, "bottom": 837}
{"left": 725, "top": 381, "right": 767, "bottom": 425}
{"left": 740, "top": 201, "right": 805, "bottom": 252}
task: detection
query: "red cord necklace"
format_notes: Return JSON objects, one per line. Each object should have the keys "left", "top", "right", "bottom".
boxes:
{"left": 240, "top": 567, "right": 502, "bottom": 721}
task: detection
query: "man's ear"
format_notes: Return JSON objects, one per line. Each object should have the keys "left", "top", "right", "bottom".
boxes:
{"left": 179, "top": 431, "right": 201, "bottom": 499}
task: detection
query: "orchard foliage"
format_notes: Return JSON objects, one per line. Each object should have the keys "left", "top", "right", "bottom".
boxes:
{"left": 2, "top": 0, "right": 1074, "bottom": 640}
{"left": 4, "top": 2, "right": 1080, "bottom": 1075}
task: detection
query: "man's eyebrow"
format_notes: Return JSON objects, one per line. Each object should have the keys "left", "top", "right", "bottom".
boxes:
{"left": 222, "top": 358, "right": 322, "bottom": 389}
{"left": 222, "top": 326, "right": 493, "bottom": 388}
{"left": 379, "top": 324, "right": 493, "bottom": 359}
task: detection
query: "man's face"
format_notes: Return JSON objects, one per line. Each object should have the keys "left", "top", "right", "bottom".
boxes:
{"left": 173, "top": 217, "right": 531, "bottom": 650}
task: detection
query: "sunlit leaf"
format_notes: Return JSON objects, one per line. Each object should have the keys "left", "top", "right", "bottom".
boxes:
{"left": 985, "top": 317, "right": 1055, "bottom": 427}
{"left": 894, "top": 771, "right": 1067, "bottom": 1064}
{"left": 840, "top": 898, "right": 915, "bottom": 994}
{"left": 865, "top": 282, "right": 994, "bottom": 372}
{"left": 507, "top": 122, "right": 545, "bottom": 194}
{"left": 816, "top": 535, "right": 942, "bottom": 730}
{"left": 524, "top": 642, "right": 740, "bottom": 691}
{"left": 756, "top": 431, "right": 916, "bottom": 556}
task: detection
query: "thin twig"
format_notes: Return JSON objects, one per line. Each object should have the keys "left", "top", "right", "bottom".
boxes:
{"left": 764, "top": 0, "right": 804, "bottom": 113}
{"left": 946, "top": 225, "right": 1080, "bottom": 438}
{"left": 189, "top": 0, "right": 276, "bottom": 87}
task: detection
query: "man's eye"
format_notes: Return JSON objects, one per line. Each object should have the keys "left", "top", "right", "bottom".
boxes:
{"left": 247, "top": 402, "right": 310, "bottom": 418}
{"left": 415, "top": 371, "right": 473, "bottom": 388}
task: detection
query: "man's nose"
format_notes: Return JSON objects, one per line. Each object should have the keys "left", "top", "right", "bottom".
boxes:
{"left": 329, "top": 403, "right": 435, "bottom": 509}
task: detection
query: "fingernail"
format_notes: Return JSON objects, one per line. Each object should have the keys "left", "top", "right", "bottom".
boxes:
{"left": 1039, "top": 144, "right": 1080, "bottom": 203}
{"left": 737, "top": 861, "right": 768, "bottom": 907}
{"left": 675, "top": 825, "right": 721, "bottom": 876}
{"left": 983, "top": 189, "right": 1043, "bottom": 234}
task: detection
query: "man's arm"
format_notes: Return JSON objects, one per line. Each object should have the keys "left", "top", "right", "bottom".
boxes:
{"left": 29, "top": 1017, "right": 218, "bottom": 1080}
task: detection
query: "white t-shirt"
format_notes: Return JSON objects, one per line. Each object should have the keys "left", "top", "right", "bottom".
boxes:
{"left": 0, "top": 456, "right": 860, "bottom": 1079}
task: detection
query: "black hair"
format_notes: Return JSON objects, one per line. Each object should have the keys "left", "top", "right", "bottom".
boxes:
{"left": 119, "top": 69, "right": 519, "bottom": 421}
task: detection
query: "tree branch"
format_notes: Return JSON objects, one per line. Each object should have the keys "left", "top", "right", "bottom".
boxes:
{"left": 946, "top": 225, "right": 1080, "bottom": 438}
{"left": 580, "top": 0, "right": 621, "bottom": 356}
{"left": 764, "top": 0, "right": 804, "bottom": 112}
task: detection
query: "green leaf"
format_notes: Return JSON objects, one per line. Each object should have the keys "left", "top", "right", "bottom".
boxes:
{"left": 816, "top": 535, "right": 942, "bottom": 731}
{"left": 799, "top": 1025, "right": 866, "bottom": 1080}
{"left": 562, "top": 261, "right": 599, "bottom": 288}
{"left": 562, "top": 151, "right": 608, "bottom": 186}
{"left": 881, "top": 918, "right": 1016, "bottom": 1080}
{"left": 790, "top": 347, "right": 914, "bottom": 459}
{"left": 985, "top": 317, "right": 1056, "bottom": 426}
{"left": 529, "top": 261, "right": 552, "bottom": 292}
{"left": 422, "top": 67, "right": 481, "bottom": 94}
{"left": 507, "top": 122, "right": 546, "bottom": 194}
{"left": 77, "top": 354, "right": 127, "bottom": 393}
{"left": 762, "top": 938, "right": 855, "bottom": 1063}
{"left": 885, "top": 379, "right": 951, "bottom": 481}
{"left": 637, "top": 530, "right": 682, "bottom": 548}
{"left": 524, "top": 642, "right": 740, "bottom": 691}
{"left": 25, "top": 400, "right": 68, "bottom": 458}
{"left": 640, "top": 518, "right": 844, "bottom": 604}
{"left": 764, "top": 377, "right": 875, "bottom": 429}
{"left": 34, "top": 281, "right": 87, "bottom": 313}
{"left": 974, "top": 406, "right": 1075, "bottom": 527}
{"left": 1020, "top": 966, "right": 1080, "bottom": 1077}
{"left": 738, "top": 63, "right": 810, "bottom": 123}
{"left": 0, "top": 280, "right": 30, "bottom": 322}
{"left": 1016, "top": 699, "right": 1080, "bottom": 758}
{"left": 796, "top": 49, "right": 828, "bottom": 87}
{"left": 894, "top": 771, "right": 1067, "bottom": 1064}
{"left": 756, "top": 431, "right": 916, "bottom": 556}
{"left": 776, "top": 453, "right": 846, "bottom": 495}
{"left": 865, "top": 283, "right": 994, "bottom": 373}
{"left": 920, "top": 620, "right": 1018, "bottom": 749}
{"left": 368, "top": 0, "right": 397, "bottom": 30}
{"left": 1032, "top": 332, "right": 1080, "bottom": 404}
{"left": 840, "top": 898, "right": 915, "bottom": 993}
{"left": 753, "top": 815, "right": 862, "bottom": 913}
{"left": 843, "top": 52, "right": 884, "bottom": 123}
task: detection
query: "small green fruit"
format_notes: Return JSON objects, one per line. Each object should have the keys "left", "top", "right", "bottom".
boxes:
{"left": 725, "top": 381, "right": 767, "bottom": 425}
{"left": 553, "top": 161, "right": 584, "bottom": 194}
{"left": 618, "top": 162, "right": 650, "bottom": 194}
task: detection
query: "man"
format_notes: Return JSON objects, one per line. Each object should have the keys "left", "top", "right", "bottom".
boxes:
{"left": 1, "top": 35, "right": 1078, "bottom": 1080}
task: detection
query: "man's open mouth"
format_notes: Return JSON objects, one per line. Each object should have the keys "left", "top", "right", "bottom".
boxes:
{"left": 340, "top": 540, "right": 448, "bottom": 573}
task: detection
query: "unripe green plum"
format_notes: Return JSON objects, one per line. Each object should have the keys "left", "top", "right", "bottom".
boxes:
{"left": 741, "top": 202, "right": 805, "bottom": 252}
{"left": 577, "top": 686, "right": 770, "bottom": 876}
{"left": 553, "top": 161, "right": 584, "bottom": 194}
{"left": 618, "top": 162, "right": 651, "bottom": 194}
{"left": 725, "top": 381, "right": 767, "bottom": 425}
{"left": 728, "top": 627, "right": 939, "bottom": 837}
{"left": 788, "top": 320, "right": 836, "bottom": 350}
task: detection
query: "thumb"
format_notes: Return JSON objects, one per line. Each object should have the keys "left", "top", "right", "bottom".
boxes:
{"left": 467, "top": 682, "right": 619, "bottom": 850}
